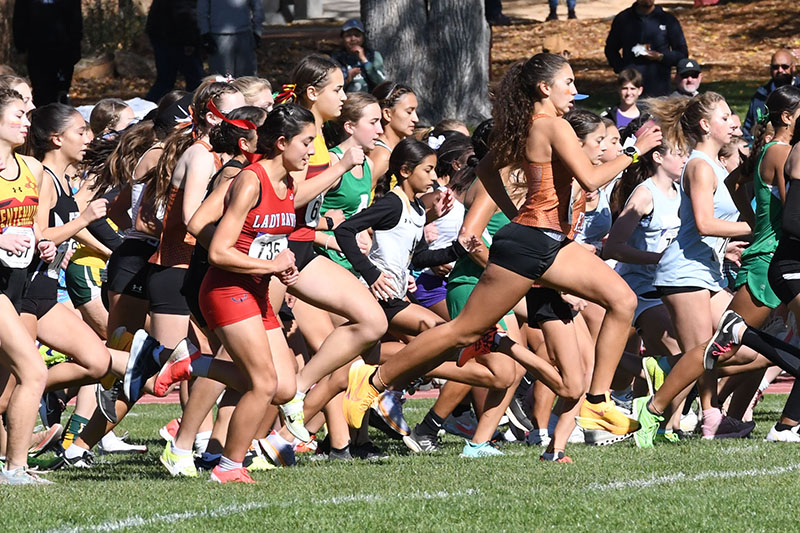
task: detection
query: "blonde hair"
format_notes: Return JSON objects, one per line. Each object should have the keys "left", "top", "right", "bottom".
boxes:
{"left": 231, "top": 76, "right": 272, "bottom": 105}
{"left": 644, "top": 92, "right": 727, "bottom": 153}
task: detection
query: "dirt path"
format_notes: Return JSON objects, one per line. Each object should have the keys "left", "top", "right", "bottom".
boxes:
{"left": 502, "top": 0, "right": 694, "bottom": 21}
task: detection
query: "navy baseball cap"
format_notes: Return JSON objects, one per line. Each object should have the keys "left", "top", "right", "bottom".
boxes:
{"left": 342, "top": 19, "right": 365, "bottom": 33}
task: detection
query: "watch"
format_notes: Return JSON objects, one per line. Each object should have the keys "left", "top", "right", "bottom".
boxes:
{"left": 325, "top": 215, "right": 335, "bottom": 231}
{"left": 623, "top": 145, "right": 640, "bottom": 163}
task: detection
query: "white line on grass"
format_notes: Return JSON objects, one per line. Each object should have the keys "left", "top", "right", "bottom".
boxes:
{"left": 48, "top": 488, "right": 479, "bottom": 533}
{"left": 588, "top": 462, "right": 800, "bottom": 491}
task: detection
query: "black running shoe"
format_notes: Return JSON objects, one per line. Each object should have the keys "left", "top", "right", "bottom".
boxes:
{"left": 96, "top": 381, "right": 121, "bottom": 424}
{"left": 704, "top": 310, "right": 744, "bottom": 370}
{"left": 351, "top": 441, "right": 388, "bottom": 461}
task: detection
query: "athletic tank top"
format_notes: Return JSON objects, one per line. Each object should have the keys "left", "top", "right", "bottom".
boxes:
{"left": 576, "top": 186, "right": 612, "bottom": 249}
{"left": 615, "top": 178, "right": 681, "bottom": 296}
{"left": 290, "top": 133, "right": 329, "bottom": 242}
{"left": 368, "top": 187, "right": 426, "bottom": 299}
{"left": 0, "top": 154, "right": 39, "bottom": 270}
{"left": 127, "top": 142, "right": 164, "bottom": 242}
{"left": 191, "top": 159, "right": 245, "bottom": 267}
{"left": 448, "top": 209, "right": 511, "bottom": 287}
{"left": 654, "top": 150, "right": 739, "bottom": 291}
{"left": 233, "top": 163, "right": 296, "bottom": 260}
{"left": 150, "top": 140, "right": 222, "bottom": 268}
{"left": 32, "top": 167, "right": 80, "bottom": 280}
{"left": 514, "top": 114, "right": 575, "bottom": 235}
{"left": 740, "top": 140, "right": 786, "bottom": 261}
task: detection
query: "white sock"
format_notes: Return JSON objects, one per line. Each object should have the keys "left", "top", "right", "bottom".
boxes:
{"left": 170, "top": 442, "right": 193, "bottom": 456}
{"left": 271, "top": 431, "right": 292, "bottom": 448}
{"left": 64, "top": 443, "right": 86, "bottom": 460}
{"left": 218, "top": 455, "right": 242, "bottom": 472}
{"left": 194, "top": 430, "right": 212, "bottom": 453}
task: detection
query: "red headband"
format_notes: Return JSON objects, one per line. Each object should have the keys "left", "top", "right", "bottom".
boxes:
{"left": 207, "top": 99, "right": 257, "bottom": 130}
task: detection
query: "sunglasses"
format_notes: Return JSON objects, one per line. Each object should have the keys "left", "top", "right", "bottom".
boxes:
{"left": 680, "top": 72, "right": 700, "bottom": 79}
{"left": 771, "top": 63, "right": 792, "bottom": 70}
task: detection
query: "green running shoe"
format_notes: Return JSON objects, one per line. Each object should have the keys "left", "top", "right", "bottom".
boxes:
{"left": 633, "top": 396, "right": 663, "bottom": 449}
{"left": 460, "top": 440, "right": 504, "bottom": 458}
{"left": 160, "top": 442, "right": 198, "bottom": 477}
{"left": 655, "top": 429, "right": 680, "bottom": 443}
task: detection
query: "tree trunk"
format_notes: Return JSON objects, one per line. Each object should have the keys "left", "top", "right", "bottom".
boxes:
{"left": 362, "top": 0, "right": 491, "bottom": 127}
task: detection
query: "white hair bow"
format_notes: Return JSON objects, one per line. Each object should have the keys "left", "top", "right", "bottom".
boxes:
{"left": 427, "top": 135, "right": 445, "bottom": 150}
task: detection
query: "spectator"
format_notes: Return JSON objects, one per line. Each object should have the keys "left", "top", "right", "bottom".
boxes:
{"left": 604, "top": 0, "right": 688, "bottom": 97}
{"left": 197, "top": 0, "right": 264, "bottom": 78}
{"left": 601, "top": 68, "right": 643, "bottom": 129}
{"left": 144, "top": 0, "right": 205, "bottom": 103}
{"left": 742, "top": 49, "right": 800, "bottom": 144}
{"left": 12, "top": 0, "right": 82, "bottom": 106}
{"left": 672, "top": 58, "right": 702, "bottom": 97}
{"left": 485, "top": 0, "right": 510, "bottom": 26}
{"left": 331, "top": 19, "right": 386, "bottom": 94}
{"left": 547, "top": 0, "right": 577, "bottom": 21}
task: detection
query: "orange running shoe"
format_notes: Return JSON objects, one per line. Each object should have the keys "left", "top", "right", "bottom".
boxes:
{"left": 342, "top": 361, "right": 379, "bottom": 429}
{"left": 153, "top": 339, "right": 200, "bottom": 397}
{"left": 210, "top": 465, "right": 255, "bottom": 484}
{"left": 457, "top": 325, "right": 506, "bottom": 367}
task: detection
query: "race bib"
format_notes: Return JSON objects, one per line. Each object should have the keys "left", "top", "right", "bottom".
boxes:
{"left": 304, "top": 193, "right": 324, "bottom": 227}
{"left": 712, "top": 236, "right": 730, "bottom": 265}
{"left": 655, "top": 227, "right": 679, "bottom": 253}
{"left": 0, "top": 226, "right": 35, "bottom": 269}
{"left": 249, "top": 233, "right": 288, "bottom": 261}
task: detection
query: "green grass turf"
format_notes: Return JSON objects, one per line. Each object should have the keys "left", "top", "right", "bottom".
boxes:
{"left": 4, "top": 394, "right": 800, "bottom": 532}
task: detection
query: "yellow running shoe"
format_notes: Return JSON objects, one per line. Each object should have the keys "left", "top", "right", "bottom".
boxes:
{"left": 575, "top": 392, "right": 640, "bottom": 435}
{"left": 342, "top": 361, "right": 379, "bottom": 429}
{"left": 159, "top": 442, "right": 198, "bottom": 477}
{"left": 108, "top": 326, "right": 134, "bottom": 352}
{"left": 643, "top": 356, "right": 666, "bottom": 396}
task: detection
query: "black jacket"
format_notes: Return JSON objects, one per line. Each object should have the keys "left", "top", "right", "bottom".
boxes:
{"left": 13, "top": 0, "right": 82, "bottom": 63}
{"left": 146, "top": 0, "right": 201, "bottom": 47}
{"left": 742, "top": 76, "right": 800, "bottom": 144}
{"left": 604, "top": 3, "right": 688, "bottom": 97}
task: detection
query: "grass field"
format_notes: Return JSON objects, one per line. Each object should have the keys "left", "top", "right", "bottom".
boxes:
{"left": 4, "top": 394, "right": 800, "bottom": 532}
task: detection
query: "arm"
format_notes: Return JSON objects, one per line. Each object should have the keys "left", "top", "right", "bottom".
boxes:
{"left": 207, "top": 172, "right": 293, "bottom": 275}
{"left": 458, "top": 180, "right": 500, "bottom": 269}
{"left": 362, "top": 50, "right": 386, "bottom": 86}
{"left": 107, "top": 184, "right": 132, "bottom": 231}
{"left": 73, "top": 228, "right": 113, "bottom": 258}
{"left": 604, "top": 17, "right": 625, "bottom": 73}
{"left": 603, "top": 186, "right": 661, "bottom": 264}
{"left": 725, "top": 166, "right": 755, "bottom": 228}
{"left": 411, "top": 239, "right": 467, "bottom": 269}
{"left": 293, "top": 148, "right": 362, "bottom": 207}
{"left": 782, "top": 178, "right": 800, "bottom": 240}
{"left": 187, "top": 177, "right": 230, "bottom": 249}
{"left": 661, "top": 16, "right": 688, "bottom": 66}
{"left": 477, "top": 151, "right": 519, "bottom": 221}
{"left": 685, "top": 159, "right": 751, "bottom": 238}
{"left": 334, "top": 194, "right": 402, "bottom": 285}
{"left": 181, "top": 150, "right": 216, "bottom": 226}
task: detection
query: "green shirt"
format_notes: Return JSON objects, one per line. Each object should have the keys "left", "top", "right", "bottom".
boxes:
{"left": 741, "top": 140, "right": 786, "bottom": 261}
{"left": 448, "top": 210, "right": 511, "bottom": 287}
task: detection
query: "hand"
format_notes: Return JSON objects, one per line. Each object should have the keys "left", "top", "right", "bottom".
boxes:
{"left": 352, "top": 45, "right": 367, "bottom": 62}
{"left": 323, "top": 209, "right": 345, "bottom": 229}
{"left": 724, "top": 240, "right": 747, "bottom": 266}
{"left": 430, "top": 189, "right": 454, "bottom": 220}
{"left": 277, "top": 265, "right": 299, "bottom": 286}
{"left": 37, "top": 239, "right": 56, "bottom": 263}
{"left": 269, "top": 248, "right": 296, "bottom": 274}
{"left": 457, "top": 233, "right": 483, "bottom": 254}
{"left": 431, "top": 263, "right": 453, "bottom": 277}
{"left": 633, "top": 122, "right": 663, "bottom": 155}
{"left": 645, "top": 49, "right": 664, "bottom": 62}
{"left": 81, "top": 198, "right": 109, "bottom": 224}
{"left": 346, "top": 67, "right": 362, "bottom": 83}
{"left": 423, "top": 223, "right": 439, "bottom": 243}
{"left": 340, "top": 146, "right": 365, "bottom": 170}
{"left": 0, "top": 232, "right": 32, "bottom": 255}
{"left": 356, "top": 231, "right": 371, "bottom": 254}
{"left": 370, "top": 272, "right": 396, "bottom": 301}
{"left": 407, "top": 274, "right": 417, "bottom": 293}
{"left": 562, "top": 293, "right": 588, "bottom": 312}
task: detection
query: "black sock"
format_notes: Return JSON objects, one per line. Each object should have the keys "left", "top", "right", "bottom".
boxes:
{"left": 775, "top": 423, "right": 795, "bottom": 432}
{"left": 331, "top": 443, "right": 350, "bottom": 453}
{"left": 741, "top": 327, "right": 800, "bottom": 378}
{"left": 418, "top": 410, "right": 445, "bottom": 436}
{"left": 586, "top": 393, "right": 605, "bottom": 404}
{"left": 368, "top": 369, "right": 381, "bottom": 390}
{"left": 451, "top": 403, "right": 470, "bottom": 418}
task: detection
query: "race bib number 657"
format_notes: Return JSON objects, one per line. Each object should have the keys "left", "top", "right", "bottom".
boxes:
{"left": 0, "top": 226, "right": 35, "bottom": 269}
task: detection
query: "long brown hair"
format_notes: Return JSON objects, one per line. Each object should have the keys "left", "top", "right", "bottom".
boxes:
{"left": 645, "top": 92, "right": 727, "bottom": 154}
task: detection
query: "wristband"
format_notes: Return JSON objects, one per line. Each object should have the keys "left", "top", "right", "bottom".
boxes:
{"left": 325, "top": 215, "right": 335, "bottom": 231}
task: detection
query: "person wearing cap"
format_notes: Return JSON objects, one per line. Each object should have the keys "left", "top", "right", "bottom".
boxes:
{"left": 742, "top": 49, "right": 800, "bottom": 144}
{"left": 604, "top": 0, "right": 688, "bottom": 97}
{"left": 331, "top": 19, "right": 386, "bottom": 93}
{"left": 672, "top": 58, "right": 702, "bottom": 97}
{"left": 197, "top": 0, "right": 264, "bottom": 78}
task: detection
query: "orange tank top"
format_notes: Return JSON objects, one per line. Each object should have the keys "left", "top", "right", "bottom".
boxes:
{"left": 513, "top": 114, "right": 575, "bottom": 235}
{"left": 150, "top": 140, "right": 222, "bottom": 268}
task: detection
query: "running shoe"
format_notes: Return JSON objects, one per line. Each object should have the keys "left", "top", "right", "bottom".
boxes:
{"left": 402, "top": 427, "right": 441, "bottom": 453}
{"left": 576, "top": 392, "right": 640, "bottom": 435}
{"left": 96, "top": 381, "right": 120, "bottom": 424}
{"left": 195, "top": 452, "right": 222, "bottom": 471}
{"left": 278, "top": 391, "right": 312, "bottom": 443}
{"left": 442, "top": 410, "right": 477, "bottom": 439}
{"left": 643, "top": 357, "right": 668, "bottom": 396}
{"left": 153, "top": 339, "right": 199, "bottom": 397}
{"left": 765, "top": 424, "right": 800, "bottom": 442}
{"left": 526, "top": 429, "right": 551, "bottom": 447}
{"left": 655, "top": 429, "right": 680, "bottom": 443}
{"left": 108, "top": 326, "right": 134, "bottom": 352}
{"left": 123, "top": 329, "right": 161, "bottom": 402}
{"left": 506, "top": 395, "right": 535, "bottom": 433}
{"left": 609, "top": 387, "right": 633, "bottom": 414}
{"left": 244, "top": 443, "right": 275, "bottom": 472}
{"left": 259, "top": 432, "right": 296, "bottom": 467}
{"left": 371, "top": 389, "right": 410, "bottom": 436}
{"left": 632, "top": 396, "right": 663, "bottom": 449}
{"left": 28, "top": 424, "right": 63, "bottom": 457}
{"left": 460, "top": 440, "right": 504, "bottom": 458}
{"left": 160, "top": 442, "right": 198, "bottom": 477}
{"left": 456, "top": 325, "right": 506, "bottom": 367}
{"left": 98, "top": 432, "right": 147, "bottom": 454}
{"left": 210, "top": 465, "right": 255, "bottom": 484}
{"left": 701, "top": 415, "right": 755, "bottom": 440}
{"left": 584, "top": 429, "right": 633, "bottom": 446}
{"left": 703, "top": 310, "right": 745, "bottom": 370}
{"left": 294, "top": 436, "right": 317, "bottom": 454}
{"left": 352, "top": 441, "right": 389, "bottom": 461}
{"left": 0, "top": 467, "right": 53, "bottom": 485}
{"left": 327, "top": 445, "right": 353, "bottom": 461}
{"left": 159, "top": 418, "right": 181, "bottom": 444}
{"left": 59, "top": 448, "right": 96, "bottom": 469}
{"left": 342, "top": 361, "right": 380, "bottom": 430}
{"left": 681, "top": 408, "right": 699, "bottom": 434}
{"left": 540, "top": 450, "right": 573, "bottom": 463}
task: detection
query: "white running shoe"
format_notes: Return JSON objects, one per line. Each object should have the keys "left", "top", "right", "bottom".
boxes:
{"left": 765, "top": 424, "right": 800, "bottom": 443}
{"left": 98, "top": 432, "right": 147, "bottom": 454}
{"left": 278, "top": 391, "right": 311, "bottom": 443}
{"left": 526, "top": 429, "right": 551, "bottom": 447}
